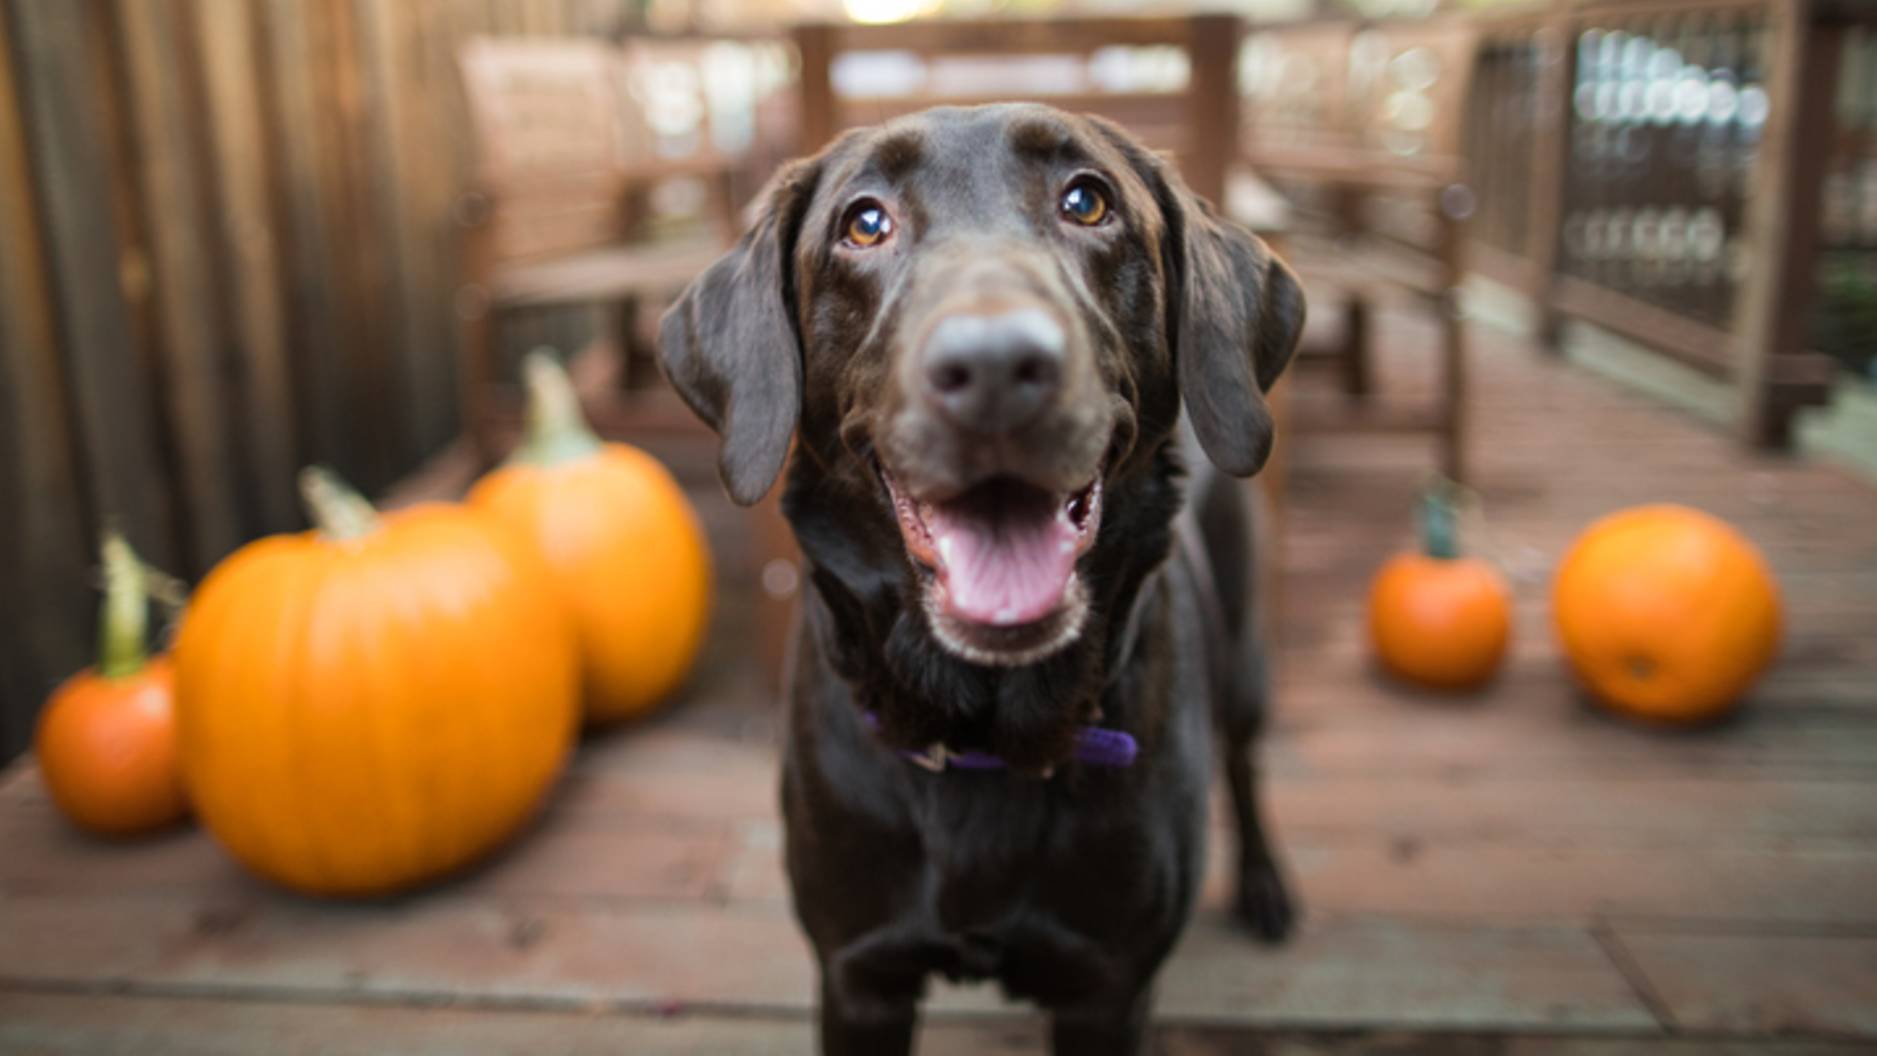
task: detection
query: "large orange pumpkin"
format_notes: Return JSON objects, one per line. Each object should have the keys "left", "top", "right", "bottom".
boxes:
{"left": 1368, "top": 484, "right": 1512, "bottom": 691}
{"left": 35, "top": 533, "right": 189, "bottom": 838}
{"left": 469, "top": 352, "right": 711, "bottom": 725}
{"left": 174, "top": 468, "right": 578, "bottom": 897}
{"left": 1553, "top": 504, "right": 1781, "bottom": 724}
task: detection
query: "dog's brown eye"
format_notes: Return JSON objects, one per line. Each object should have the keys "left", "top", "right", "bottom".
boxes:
{"left": 1061, "top": 182, "right": 1109, "bottom": 226}
{"left": 843, "top": 204, "right": 893, "bottom": 248}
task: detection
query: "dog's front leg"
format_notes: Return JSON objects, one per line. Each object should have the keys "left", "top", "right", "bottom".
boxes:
{"left": 817, "top": 956, "right": 920, "bottom": 1056}
{"left": 1049, "top": 985, "right": 1152, "bottom": 1056}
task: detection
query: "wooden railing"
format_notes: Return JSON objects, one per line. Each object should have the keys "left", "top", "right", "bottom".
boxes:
{"left": 1246, "top": 0, "right": 1873, "bottom": 448}
{"left": 793, "top": 15, "right": 1244, "bottom": 204}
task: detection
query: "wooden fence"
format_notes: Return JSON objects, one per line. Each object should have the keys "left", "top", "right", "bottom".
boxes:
{"left": 1499, "top": 1, "right": 1870, "bottom": 436}
{"left": 1251, "top": 0, "right": 1873, "bottom": 446}
{"left": 0, "top": 0, "right": 653, "bottom": 761}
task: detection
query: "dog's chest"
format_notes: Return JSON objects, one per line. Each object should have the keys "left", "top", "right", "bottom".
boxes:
{"left": 912, "top": 767, "right": 1200, "bottom": 929}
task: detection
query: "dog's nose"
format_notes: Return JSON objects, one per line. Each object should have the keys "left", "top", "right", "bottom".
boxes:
{"left": 922, "top": 308, "right": 1065, "bottom": 435}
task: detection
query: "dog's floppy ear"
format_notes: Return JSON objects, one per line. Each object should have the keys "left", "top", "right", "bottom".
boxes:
{"left": 1167, "top": 191, "right": 1305, "bottom": 476}
{"left": 1098, "top": 123, "right": 1305, "bottom": 477}
{"left": 658, "top": 159, "right": 820, "bottom": 505}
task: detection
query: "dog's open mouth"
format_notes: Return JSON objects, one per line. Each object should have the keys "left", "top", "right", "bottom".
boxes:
{"left": 882, "top": 470, "right": 1102, "bottom": 629}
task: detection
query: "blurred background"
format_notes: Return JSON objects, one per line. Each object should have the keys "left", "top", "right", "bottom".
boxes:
{"left": 1, "top": 0, "right": 1875, "bottom": 1051}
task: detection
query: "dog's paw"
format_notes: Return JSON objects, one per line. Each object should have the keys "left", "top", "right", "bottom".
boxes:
{"left": 1234, "top": 859, "right": 1296, "bottom": 943}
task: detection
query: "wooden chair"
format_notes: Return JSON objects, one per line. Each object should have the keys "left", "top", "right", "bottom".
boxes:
{"left": 1240, "top": 16, "right": 1482, "bottom": 482}
{"left": 455, "top": 36, "right": 740, "bottom": 457}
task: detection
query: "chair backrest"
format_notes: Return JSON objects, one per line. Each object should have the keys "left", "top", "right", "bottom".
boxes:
{"left": 792, "top": 15, "right": 1244, "bottom": 203}
{"left": 458, "top": 37, "right": 633, "bottom": 265}
{"left": 615, "top": 38, "right": 731, "bottom": 176}
{"left": 1241, "top": 14, "right": 1482, "bottom": 180}
{"left": 1239, "top": 15, "right": 1486, "bottom": 258}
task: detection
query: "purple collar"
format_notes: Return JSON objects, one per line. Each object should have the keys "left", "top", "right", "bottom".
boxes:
{"left": 862, "top": 712, "right": 1139, "bottom": 774}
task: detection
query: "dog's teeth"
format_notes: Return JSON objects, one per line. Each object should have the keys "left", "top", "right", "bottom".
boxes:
{"left": 936, "top": 536, "right": 957, "bottom": 565}
{"left": 1059, "top": 539, "right": 1075, "bottom": 554}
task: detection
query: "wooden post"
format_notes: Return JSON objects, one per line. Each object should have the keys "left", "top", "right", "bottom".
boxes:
{"left": 1341, "top": 297, "right": 1372, "bottom": 398}
{"left": 794, "top": 22, "right": 836, "bottom": 154}
{"left": 1731, "top": 0, "right": 1844, "bottom": 449}
{"left": 1525, "top": 11, "right": 1577, "bottom": 352}
{"left": 1185, "top": 13, "right": 1241, "bottom": 207}
{"left": 1438, "top": 182, "right": 1474, "bottom": 484}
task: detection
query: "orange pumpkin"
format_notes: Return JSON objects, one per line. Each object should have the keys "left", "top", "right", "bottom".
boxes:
{"left": 469, "top": 352, "right": 711, "bottom": 725}
{"left": 35, "top": 533, "right": 189, "bottom": 838}
{"left": 174, "top": 468, "right": 578, "bottom": 897}
{"left": 1368, "top": 484, "right": 1512, "bottom": 691}
{"left": 1553, "top": 504, "right": 1781, "bottom": 724}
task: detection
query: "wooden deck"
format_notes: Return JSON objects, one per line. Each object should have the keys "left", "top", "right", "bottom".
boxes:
{"left": 4, "top": 310, "right": 1876, "bottom": 1054}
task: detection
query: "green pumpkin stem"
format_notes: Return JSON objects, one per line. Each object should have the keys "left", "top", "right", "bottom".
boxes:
{"left": 299, "top": 465, "right": 379, "bottom": 542}
{"left": 513, "top": 349, "right": 602, "bottom": 467}
{"left": 1419, "top": 479, "right": 1462, "bottom": 561}
{"left": 97, "top": 531, "right": 149, "bottom": 679}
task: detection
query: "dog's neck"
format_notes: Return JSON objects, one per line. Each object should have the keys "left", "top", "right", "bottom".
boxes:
{"left": 782, "top": 444, "right": 1183, "bottom": 773}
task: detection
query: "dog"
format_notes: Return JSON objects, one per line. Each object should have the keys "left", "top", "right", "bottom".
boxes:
{"left": 659, "top": 103, "right": 1304, "bottom": 1055}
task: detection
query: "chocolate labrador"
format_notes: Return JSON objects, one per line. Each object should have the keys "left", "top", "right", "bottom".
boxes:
{"left": 659, "top": 103, "right": 1303, "bottom": 1055}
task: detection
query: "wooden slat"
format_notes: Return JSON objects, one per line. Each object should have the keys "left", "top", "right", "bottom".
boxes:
{"left": 190, "top": 0, "right": 300, "bottom": 530}
{"left": 278, "top": 0, "right": 398, "bottom": 491}
{"left": 1551, "top": 274, "right": 1737, "bottom": 378}
{"left": 115, "top": 0, "right": 244, "bottom": 566}
{"left": 0, "top": 1, "right": 93, "bottom": 761}
{"left": 4, "top": 0, "right": 178, "bottom": 568}
{"left": 254, "top": 0, "right": 357, "bottom": 484}
{"left": 489, "top": 240, "right": 725, "bottom": 308}
{"left": 357, "top": 0, "right": 454, "bottom": 462}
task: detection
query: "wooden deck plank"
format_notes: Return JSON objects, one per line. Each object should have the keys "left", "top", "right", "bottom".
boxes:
{"left": 15, "top": 991, "right": 1868, "bottom": 1056}
{"left": 0, "top": 888, "right": 1668, "bottom": 1034}
{"left": 0, "top": 893, "right": 818, "bottom": 1011}
{"left": 1150, "top": 917, "right": 1654, "bottom": 1032}
{"left": 1611, "top": 930, "right": 1877, "bottom": 1038}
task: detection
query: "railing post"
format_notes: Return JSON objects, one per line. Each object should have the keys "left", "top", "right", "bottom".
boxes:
{"left": 1186, "top": 13, "right": 1241, "bottom": 207}
{"left": 794, "top": 22, "right": 836, "bottom": 155}
{"left": 1525, "top": 9, "right": 1576, "bottom": 352}
{"left": 1731, "top": 0, "right": 1845, "bottom": 448}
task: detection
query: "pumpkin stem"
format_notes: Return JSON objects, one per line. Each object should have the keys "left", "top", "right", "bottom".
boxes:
{"left": 513, "top": 349, "right": 602, "bottom": 467}
{"left": 299, "top": 465, "right": 379, "bottom": 542}
{"left": 97, "top": 530, "right": 149, "bottom": 680}
{"left": 1419, "top": 479, "right": 1462, "bottom": 561}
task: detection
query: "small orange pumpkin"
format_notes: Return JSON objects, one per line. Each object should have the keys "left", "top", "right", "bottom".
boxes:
{"left": 174, "top": 468, "right": 578, "bottom": 897}
{"left": 1368, "top": 483, "right": 1512, "bottom": 691}
{"left": 469, "top": 352, "right": 711, "bottom": 725}
{"left": 35, "top": 533, "right": 189, "bottom": 838}
{"left": 1553, "top": 504, "right": 1781, "bottom": 724}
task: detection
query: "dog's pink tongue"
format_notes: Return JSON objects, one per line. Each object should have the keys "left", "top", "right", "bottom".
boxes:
{"left": 925, "top": 487, "right": 1076, "bottom": 626}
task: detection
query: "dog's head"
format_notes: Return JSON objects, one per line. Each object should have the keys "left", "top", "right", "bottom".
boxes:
{"left": 662, "top": 104, "right": 1302, "bottom": 671}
